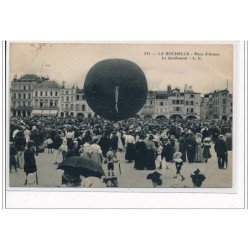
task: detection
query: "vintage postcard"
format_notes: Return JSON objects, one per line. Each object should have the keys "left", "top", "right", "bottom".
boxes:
{"left": 7, "top": 42, "right": 234, "bottom": 189}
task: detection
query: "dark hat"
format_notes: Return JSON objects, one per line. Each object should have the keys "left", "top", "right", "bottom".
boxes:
{"left": 27, "top": 140, "right": 35, "bottom": 148}
{"left": 194, "top": 169, "right": 200, "bottom": 174}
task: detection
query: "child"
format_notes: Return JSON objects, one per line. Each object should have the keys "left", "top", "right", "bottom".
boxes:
{"left": 46, "top": 137, "right": 53, "bottom": 154}
{"left": 173, "top": 152, "right": 185, "bottom": 181}
{"left": 202, "top": 137, "right": 212, "bottom": 163}
{"left": 106, "top": 148, "right": 115, "bottom": 177}
{"left": 146, "top": 171, "right": 162, "bottom": 187}
{"left": 190, "top": 169, "right": 206, "bottom": 187}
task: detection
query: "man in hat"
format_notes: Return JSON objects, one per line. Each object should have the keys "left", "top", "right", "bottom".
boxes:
{"left": 214, "top": 135, "right": 228, "bottom": 169}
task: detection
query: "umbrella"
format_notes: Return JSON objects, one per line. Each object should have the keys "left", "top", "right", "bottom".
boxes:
{"left": 57, "top": 156, "right": 105, "bottom": 178}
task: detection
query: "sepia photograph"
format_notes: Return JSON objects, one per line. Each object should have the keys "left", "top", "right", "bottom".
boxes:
{"left": 8, "top": 42, "right": 233, "bottom": 189}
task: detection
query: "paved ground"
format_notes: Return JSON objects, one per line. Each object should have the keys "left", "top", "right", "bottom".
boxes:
{"left": 9, "top": 145, "right": 232, "bottom": 188}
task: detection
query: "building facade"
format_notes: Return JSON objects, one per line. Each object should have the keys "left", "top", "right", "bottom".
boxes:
{"left": 139, "top": 85, "right": 201, "bottom": 120}
{"left": 10, "top": 74, "right": 45, "bottom": 117}
{"left": 201, "top": 89, "right": 232, "bottom": 121}
{"left": 59, "top": 83, "right": 76, "bottom": 117}
{"left": 74, "top": 88, "right": 94, "bottom": 118}
{"left": 32, "top": 80, "right": 61, "bottom": 117}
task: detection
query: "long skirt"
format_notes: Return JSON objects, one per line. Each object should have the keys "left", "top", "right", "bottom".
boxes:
{"left": 195, "top": 144, "right": 203, "bottom": 163}
{"left": 145, "top": 149, "right": 156, "bottom": 170}
{"left": 125, "top": 143, "right": 135, "bottom": 162}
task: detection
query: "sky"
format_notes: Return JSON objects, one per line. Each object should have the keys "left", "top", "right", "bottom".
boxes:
{"left": 9, "top": 43, "right": 233, "bottom": 94}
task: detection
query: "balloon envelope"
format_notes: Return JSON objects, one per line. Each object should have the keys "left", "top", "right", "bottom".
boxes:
{"left": 84, "top": 59, "right": 148, "bottom": 121}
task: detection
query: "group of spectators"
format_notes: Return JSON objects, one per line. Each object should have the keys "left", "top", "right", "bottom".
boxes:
{"left": 9, "top": 115, "right": 232, "bottom": 179}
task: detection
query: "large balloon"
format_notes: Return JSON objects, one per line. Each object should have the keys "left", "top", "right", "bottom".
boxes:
{"left": 84, "top": 59, "right": 148, "bottom": 121}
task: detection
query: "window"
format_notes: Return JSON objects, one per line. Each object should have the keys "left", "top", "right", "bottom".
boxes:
{"left": 44, "top": 100, "right": 48, "bottom": 107}
{"left": 28, "top": 102, "right": 31, "bottom": 107}
{"left": 65, "top": 104, "right": 69, "bottom": 111}
{"left": 82, "top": 105, "right": 85, "bottom": 111}
{"left": 181, "top": 100, "right": 184, "bottom": 104}
{"left": 172, "top": 100, "right": 175, "bottom": 105}
{"left": 76, "top": 95, "right": 79, "bottom": 100}
{"left": 160, "top": 102, "right": 164, "bottom": 106}
{"left": 23, "top": 102, "right": 26, "bottom": 107}
{"left": 28, "top": 86, "right": 31, "bottom": 90}
{"left": 45, "top": 91, "right": 48, "bottom": 96}
{"left": 23, "top": 94, "right": 26, "bottom": 99}
{"left": 66, "top": 91, "right": 69, "bottom": 94}
{"left": 222, "top": 99, "right": 227, "bottom": 104}
{"left": 190, "top": 108, "right": 194, "bottom": 113}
{"left": 55, "top": 100, "right": 58, "bottom": 107}
{"left": 175, "top": 107, "right": 180, "bottom": 111}
{"left": 186, "top": 101, "right": 188, "bottom": 105}
{"left": 40, "top": 91, "right": 43, "bottom": 96}
{"left": 71, "top": 96, "right": 74, "bottom": 101}
{"left": 18, "top": 102, "right": 21, "bottom": 107}
{"left": 40, "top": 100, "right": 43, "bottom": 107}
{"left": 50, "top": 91, "right": 53, "bottom": 96}
{"left": 223, "top": 107, "right": 226, "bottom": 113}
{"left": 18, "top": 93, "right": 21, "bottom": 99}
{"left": 176, "top": 100, "right": 180, "bottom": 105}
{"left": 150, "top": 100, "right": 153, "bottom": 105}
{"left": 50, "top": 100, "right": 53, "bottom": 107}
{"left": 55, "top": 92, "right": 58, "bottom": 96}
{"left": 28, "top": 94, "right": 31, "bottom": 99}
{"left": 70, "top": 104, "right": 74, "bottom": 110}
{"left": 190, "top": 94, "right": 194, "bottom": 98}
{"left": 190, "top": 101, "right": 194, "bottom": 105}
{"left": 66, "top": 96, "right": 69, "bottom": 102}
{"left": 35, "top": 100, "right": 38, "bottom": 107}
{"left": 82, "top": 95, "right": 85, "bottom": 100}
{"left": 61, "top": 96, "right": 64, "bottom": 101}
{"left": 13, "top": 102, "right": 16, "bottom": 107}
{"left": 76, "top": 104, "right": 80, "bottom": 111}
{"left": 35, "top": 91, "right": 38, "bottom": 97}
{"left": 13, "top": 93, "right": 16, "bottom": 99}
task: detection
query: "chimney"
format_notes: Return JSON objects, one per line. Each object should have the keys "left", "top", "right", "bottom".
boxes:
{"left": 188, "top": 85, "right": 193, "bottom": 92}
{"left": 184, "top": 84, "right": 187, "bottom": 92}
{"left": 62, "top": 81, "right": 65, "bottom": 89}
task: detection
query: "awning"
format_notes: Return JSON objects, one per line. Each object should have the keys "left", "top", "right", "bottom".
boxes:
{"left": 32, "top": 110, "right": 42, "bottom": 115}
{"left": 42, "top": 110, "right": 51, "bottom": 115}
{"left": 50, "top": 110, "right": 58, "bottom": 116}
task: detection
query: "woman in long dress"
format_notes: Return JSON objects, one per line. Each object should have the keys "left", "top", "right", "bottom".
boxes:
{"left": 124, "top": 132, "right": 135, "bottom": 163}
{"left": 194, "top": 133, "right": 203, "bottom": 163}
{"left": 134, "top": 135, "right": 147, "bottom": 170}
{"left": 144, "top": 135, "right": 156, "bottom": 170}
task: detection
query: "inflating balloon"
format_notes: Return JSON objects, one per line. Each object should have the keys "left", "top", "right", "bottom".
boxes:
{"left": 84, "top": 59, "right": 148, "bottom": 121}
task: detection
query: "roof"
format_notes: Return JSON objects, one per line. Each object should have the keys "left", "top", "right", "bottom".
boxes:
{"left": 34, "top": 80, "right": 61, "bottom": 89}
{"left": 18, "top": 74, "right": 42, "bottom": 82}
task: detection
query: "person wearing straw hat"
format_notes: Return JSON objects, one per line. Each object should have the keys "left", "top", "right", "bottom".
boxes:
{"left": 173, "top": 151, "right": 185, "bottom": 181}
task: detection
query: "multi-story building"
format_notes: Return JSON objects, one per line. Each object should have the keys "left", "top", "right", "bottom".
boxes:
{"left": 139, "top": 84, "right": 201, "bottom": 120}
{"left": 10, "top": 74, "right": 45, "bottom": 117}
{"left": 75, "top": 88, "right": 94, "bottom": 118}
{"left": 32, "top": 80, "right": 61, "bottom": 116}
{"left": 202, "top": 89, "right": 232, "bottom": 121}
{"left": 59, "top": 85, "right": 94, "bottom": 118}
{"left": 59, "top": 83, "right": 76, "bottom": 117}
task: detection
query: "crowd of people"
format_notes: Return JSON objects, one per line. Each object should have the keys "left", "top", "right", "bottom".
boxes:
{"left": 9, "top": 115, "right": 232, "bottom": 187}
